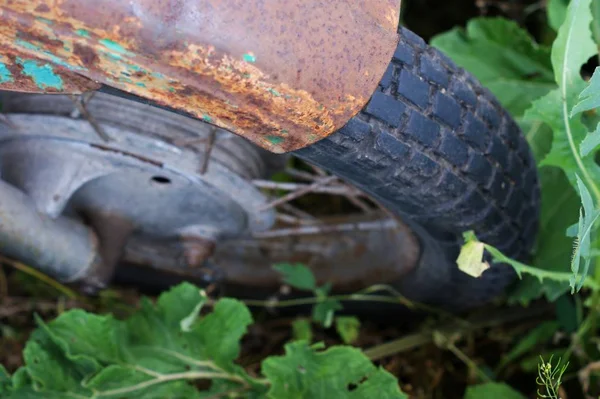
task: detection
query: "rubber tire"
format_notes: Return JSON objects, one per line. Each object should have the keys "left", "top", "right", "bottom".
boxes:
{"left": 294, "top": 27, "right": 540, "bottom": 311}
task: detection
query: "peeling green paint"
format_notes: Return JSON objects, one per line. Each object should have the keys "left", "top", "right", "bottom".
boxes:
{"left": 281, "top": 129, "right": 289, "bottom": 135}
{"left": 15, "top": 39, "right": 84, "bottom": 72}
{"left": 266, "top": 135, "right": 284, "bottom": 145}
{"left": 136, "top": 82, "right": 146, "bottom": 88}
{"left": 37, "top": 17, "right": 54, "bottom": 25}
{"left": 15, "top": 39, "right": 40, "bottom": 52}
{"left": 151, "top": 71, "right": 165, "bottom": 78}
{"left": 243, "top": 53, "right": 256, "bottom": 63}
{"left": 100, "top": 39, "right": 127, "bottom": 54}
{"left": 17, "top": 58, "right": 63, "bottom": 90}
{"left": 267, "top": 88, "right": 281, "bottom": 97}
{"left": 169, "top": 87, "right": 176, "bottom": 93}
{"left": 100, "top": 50, "right": 122, "bottom": 61}
{"left": 75, "top": 29, "right": 91, "bottom": 38}
{"left": 0, "top": 63, "right": 13, "bottom": 83}
{"left": 202, "top": 114, "right": 213, "bottom": 122}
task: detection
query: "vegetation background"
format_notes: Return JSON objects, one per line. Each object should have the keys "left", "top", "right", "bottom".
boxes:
{"left": 3, "top": 0, "right": 600, "bottom": 397}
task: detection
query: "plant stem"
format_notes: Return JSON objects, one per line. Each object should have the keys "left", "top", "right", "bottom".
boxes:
{"left": 364, "top": 304, "right": 552, "bottom": 361}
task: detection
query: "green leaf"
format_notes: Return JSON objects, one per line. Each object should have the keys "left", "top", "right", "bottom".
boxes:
{"left": 464, "top": 382, "right": 527, "bottom": 399}
{"left": 262, "top": 341, "right": 407, "bottom": 399}
{"left": 273, "top": 263, "right": 317, "bottom": 291}
{"left": 548, "top": 0, "right": 569, "bottom": 31}
{"left": 6, "top": 283, "right": 260, "bottom": 398}
{"left": 551, "top": 0, "right": 596, "bottom": 86}
{"left": 312, "top": 299, "right": 343, "bottom": 328}
{"left": 335, "top": 317, "right": 361, "bottom": 345}
{"left": 572, "top": 67, "right": 600, "bottom": 116}
{"left": 570, "top": 175, "right": 600, "bottom": 291}
{"left": 0, "top": 365, "right": 11, "bottom": 393}
{"left": 457, "top": 239, "right": 490, "bottom": 278}
{"left": 85, "top": 365, "right": 199, "bottom": 398}
{"left": 497, "top": 321, "right": 559, "bottom": 369}
{"left": 572, "top": 67, "right": 600, "bottom": 156}
{"left": 431, "top": 17, "right": 554, "bottom": 116}
{"left": 22, "top": 339, "right": 90, "bottom": 395}
{"left": 463, "top": 231, "right": 600, "bottom": 291}
{"left": 292, "top": 318, "right": 313, "bottom": 343}
{"left": 509, "top": 168, "right": 579, "bottom": 304}
{"left": 580, "top": 123, "right": 600, "bottom": 156}
{"left": 526, "top": 0, "right": 600, "bottom": 198}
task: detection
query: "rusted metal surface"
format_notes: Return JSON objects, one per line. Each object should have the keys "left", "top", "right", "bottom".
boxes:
{"left": 0, "top": 0, "right": 400, "bottom": 153}
{"left": 125, "top": 214, "right": 420, "bottom": 293}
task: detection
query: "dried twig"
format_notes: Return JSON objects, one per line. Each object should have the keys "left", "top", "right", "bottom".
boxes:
{"left": 69, "top": 93, "right": 111, "bottom": 142}
{"left": 0, "top": 255, "right": 80, "bottom": 299}
{"left": 276, "top": 213, "right": 320, "bottom": 225}
{"left": 253, "top": 179, "right": 362, "bottom": 196}
{"left": 0, "top": 297, "right": 86, "bottom": 318}
{"left": 0, "top": 114, "right": 17, "bottom": 130}
{"left": 578, "top": 361, "right": 600, "bottom": 394}
{"left": 257, "top": 175, "right": 337, "bottom": 211}
{"left": 174, "top": 136, "right": 209, "bottom": 147}
{"left": 252, "top": 218, "right": 397, "bottom": 238}
{"left": 279, "top": 202, "right": 319, "bottom": 222}
{"left": 200, "top": 126, "right": 217, "bottom": 175}
{"left": 284, "top": 168, "right": 319, "bottom": 182}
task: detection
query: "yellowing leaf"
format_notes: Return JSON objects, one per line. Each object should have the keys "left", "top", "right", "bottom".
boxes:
{"left": 457, "top": 239, "right": 490, "bottom": 278}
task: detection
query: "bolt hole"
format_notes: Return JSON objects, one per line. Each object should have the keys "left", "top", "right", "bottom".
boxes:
{"left": 151, "top": 176, "right": 171, "bottom": 184}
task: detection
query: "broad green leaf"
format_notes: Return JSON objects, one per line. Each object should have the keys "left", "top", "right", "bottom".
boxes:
{"left": 548, "top": 0, "right": 569, "bottom": 31}
{"left": 457, "top": 239, "right": 490, "bottom": 278}
{"left": 431, "top": 17, "right": 554, "bottom": 116}
{"left": 35, "top": 310, "right": 124, "bottom": 368}
{"left": 335, "top": 317, "right": 361, "bottom": 345}
{"left": 273, "top": 263, "right": 317, "bottom": 291}
{"left": 551, "top": 0, "right": 596, "bottom": 86}
{"left": 509, "top": 168, "right": 579, "bottom": 304}
{"left": 497, "top": 321, "right": 559, "bottom": 369}
{"left": 85, "top": 365, "right": 199, "bottom": 398}
{"left": 292, "top": 319, "right": 314, "bottom": 343}
{"left": 22, "top": 340, "right": 90, "bottom": 395}
{"left": 262, "top": 341, "right": 407, "bottom": 399}
{"left": 6, "top": 283, "right": 259, "bottom": 397}
{"left": 464, "top": 382, "right": 527, "bottom": 399}
{"left": 312, "top": 299, "right": 343, "bottom": 328}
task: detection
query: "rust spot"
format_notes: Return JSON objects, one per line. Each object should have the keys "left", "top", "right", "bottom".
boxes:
{"left": 73, "top": 42, "right": 98, "bottom": 67}
{"left": 34, "top": 4, "right": 50, "bottom": 13}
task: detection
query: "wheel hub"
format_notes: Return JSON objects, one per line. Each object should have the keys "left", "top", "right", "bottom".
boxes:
{"left": 0, "top": 92, "right": 276, "bottom": 288}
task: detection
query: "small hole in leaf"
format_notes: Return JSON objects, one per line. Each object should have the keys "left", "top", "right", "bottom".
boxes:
{"left": 581, "top": 56, "right": 599, "bottom": 81}
{"left": 347, "top": 383, "right": 358, "bottom": 391}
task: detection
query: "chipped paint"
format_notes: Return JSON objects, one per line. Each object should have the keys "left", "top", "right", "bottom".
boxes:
{"left": 16, "top": 58, "right": 63, "bottom": 90}
{"left": 243, "top": 52, "right": 256, "bottom": 63}
{"left": 99, "top": 39, "right": 128, "bottom": 54}
{"left": 75, "top": 29, "right": 91, "bottom": 38}
{"left": 0, "top": 62, "right": 12, "bottom": 83}
{"left": 266, "top": 135, "right": 284, "bottom": 145}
